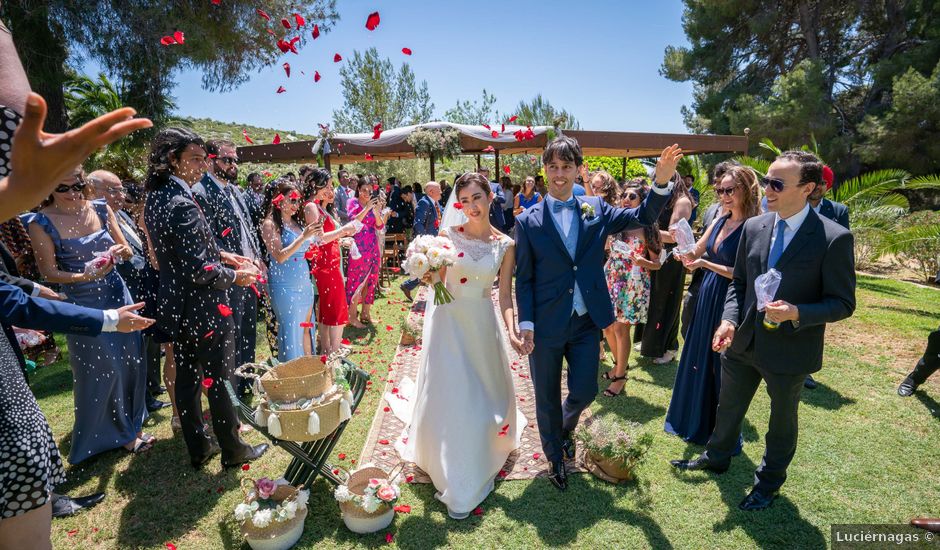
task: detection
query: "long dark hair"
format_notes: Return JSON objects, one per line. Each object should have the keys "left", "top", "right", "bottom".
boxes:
{"left": 145, "top": 127, "right": 205, "bottom": 191}
{"left": 303, "top": 167, "right": 334, "bottom": 219}
{"left": 624, "top": 181, "right": 663, "bottom": 255}
{"left": 264, "top": 180, "right": 303, "bottom": 233}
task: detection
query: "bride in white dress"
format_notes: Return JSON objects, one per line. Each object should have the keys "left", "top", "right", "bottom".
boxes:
{"left": 388, "top": 173, "right": 527, "bottom": 519}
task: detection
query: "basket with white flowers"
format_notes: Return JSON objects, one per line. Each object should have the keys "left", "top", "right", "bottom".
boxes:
{"left": 235, "top": 477, "right": 309, "bottom": 550}
{"left": 334, "top": 464, "right": 404, "bottom": 533}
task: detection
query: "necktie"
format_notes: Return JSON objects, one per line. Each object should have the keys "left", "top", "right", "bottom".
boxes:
{"left": 768, "top": 219, "right": 788, "bottom": 268}
{"left": 552, "top": 197, "right": 577, "bottom": 213}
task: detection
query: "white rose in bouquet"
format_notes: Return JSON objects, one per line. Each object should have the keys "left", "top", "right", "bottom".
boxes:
{"left": 402, "top": 252, "right": 429, "bottom": 278}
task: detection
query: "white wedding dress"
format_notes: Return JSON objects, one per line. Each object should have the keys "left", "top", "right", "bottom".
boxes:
{"left": 388, "top": 228, "right": 525, "bottom": 517}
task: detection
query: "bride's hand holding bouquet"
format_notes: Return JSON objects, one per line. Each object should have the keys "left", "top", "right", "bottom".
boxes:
{"left": 402, "top": 235, "right": 458, "bottom": 305}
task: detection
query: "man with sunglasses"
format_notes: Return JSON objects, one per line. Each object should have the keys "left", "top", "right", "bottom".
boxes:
{"left": 193, "top": 140, "right": 264, "bottom": 399}
{"left": 672, "top": 150, "right": 856, "bottom": 512}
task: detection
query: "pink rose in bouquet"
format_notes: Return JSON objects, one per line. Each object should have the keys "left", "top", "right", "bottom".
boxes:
{"left": 376, "top": 485, "right": 397, "bottom": 502}
{"left": 255, "top": 477, "right": 277, "bottom": 500}
{"left": 367, "top": 478, "right": 381, "bottom": 489}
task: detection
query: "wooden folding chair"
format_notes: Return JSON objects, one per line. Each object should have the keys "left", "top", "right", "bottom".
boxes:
{"left": 381, "top": 233, "right": 407, "bottom": 286}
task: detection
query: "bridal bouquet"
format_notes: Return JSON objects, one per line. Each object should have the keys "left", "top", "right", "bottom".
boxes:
{"left": 401, "top": 235, "right": 457, "bottom": 305}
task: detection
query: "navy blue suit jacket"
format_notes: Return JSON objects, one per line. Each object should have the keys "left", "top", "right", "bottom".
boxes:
{"left": 515, "top": 190, "right": 670, "bottom": 339}
{"left": 489, "top": 181, "right": 507, "bottom": 229}
{"left": 413, "top": 195, "right": 439, "bottom": 236}
{"left": 818, "top": 198, "right": 850, "bottom": 230}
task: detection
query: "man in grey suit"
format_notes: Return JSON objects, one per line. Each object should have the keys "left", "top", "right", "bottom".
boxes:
{"left": 672, "top": 150, "right": 856, "bottom": 511}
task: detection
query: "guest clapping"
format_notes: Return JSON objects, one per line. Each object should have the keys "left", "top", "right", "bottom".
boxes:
{"left": 261, "top": 181, "right": 322, "bottom": 361}
{"left": 29, "top": 168, "right": 151, "bottom": 461}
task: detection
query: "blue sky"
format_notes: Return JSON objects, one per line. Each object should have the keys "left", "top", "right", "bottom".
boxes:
{"left": 86, "top": 0, "right": 694, "bottom": 135}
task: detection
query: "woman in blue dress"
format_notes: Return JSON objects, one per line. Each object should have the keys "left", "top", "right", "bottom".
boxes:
{"left": 513, "top": 175, "right": 542, "bottom": 216}
{"left": 260, "top": 181, "right": 321, "bottom": 361}
{"left": 664, "top": 165, "right": 760, "bottom": 446}
{"left": 28, "top": 168, "right": 150, "bottom": 462}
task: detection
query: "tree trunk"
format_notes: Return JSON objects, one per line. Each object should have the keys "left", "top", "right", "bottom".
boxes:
{"left": 797, "top": 1, "right": 820, "bottom": 60}
{"left": 3, "top": 1, "right": 69, "bottom": 132}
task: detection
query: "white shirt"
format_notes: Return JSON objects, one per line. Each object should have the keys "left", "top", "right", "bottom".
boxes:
{"left": 169, "top": 175, "right": 193, "bottom": 196}
{"left": 770, "top": 203, "right": 811, "bottom": 255}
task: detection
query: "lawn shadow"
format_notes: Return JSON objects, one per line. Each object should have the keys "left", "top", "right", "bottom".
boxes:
{"left": 856, "top": 279, "right": 909, "bottom": 298}
{"left": 28, "top": 361, "right": 74, "bottom": 401}
{"left": 632, "top": 357, "right": 679, "bottom": 389}
{"left": 593, "top": 392, "right": 667, "bottom": 426}
{"left": 914, "top": 391, "right": 939, "bottom": 421}
{"left": 868, "top": 304, "right": 940, "bottom": 321}
{"left": 57, "top": 436, "right": 118, "bottom": 500}
{"left": 800, "top": 382, "right": 856, "bottom": 411}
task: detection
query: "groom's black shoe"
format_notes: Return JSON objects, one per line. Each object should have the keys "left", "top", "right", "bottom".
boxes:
{"left": 548, "top": 460, "right": 568, "bottom": 491}
{"left": 738, "top": 487, "right": 778, "bottom": 511}
{"left": 670, "top": 455, "right": 729, "bottom": 474}
{"left": 561, "top": 431, "right": 576, "bottom": 461}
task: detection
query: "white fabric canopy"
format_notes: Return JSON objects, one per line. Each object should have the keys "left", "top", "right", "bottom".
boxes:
{"left": 311, "top": 121, "right": 553, "bottom": 154}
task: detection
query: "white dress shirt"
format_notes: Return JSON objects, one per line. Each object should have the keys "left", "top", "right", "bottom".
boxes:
{"left": 770, "top": 203, "right": 811, "bottom": 255}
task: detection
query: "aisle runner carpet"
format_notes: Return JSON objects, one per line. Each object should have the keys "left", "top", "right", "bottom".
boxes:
{"left": 360, "top": 286, "right": 588, "bottom": 482}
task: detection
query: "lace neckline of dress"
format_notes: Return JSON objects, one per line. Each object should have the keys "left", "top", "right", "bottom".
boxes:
{"left": 448, "top": 229, "right": 507, "bottom": 262}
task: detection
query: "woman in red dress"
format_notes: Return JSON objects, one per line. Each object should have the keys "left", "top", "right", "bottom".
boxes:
{"left": 303, "top": 169, "right": 356, "bottom": 356}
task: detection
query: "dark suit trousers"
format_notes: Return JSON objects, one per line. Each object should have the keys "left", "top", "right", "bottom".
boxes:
{"left": 144, "top": 334, "right": 162, "bottom": 395}
{"left": 227, "top": 285, "right": 257, "bottom": 391}
{"left": 529, "top": 313, "right": 600, "bottom": 462}
{"left": 704, "top": 347, "right": 805, "bottom": 492}
{"left": 174, "top": 318, "right": 251, "bottom": 462}
{"left": 911, "top": 325, "right": 940, "bottom": 384}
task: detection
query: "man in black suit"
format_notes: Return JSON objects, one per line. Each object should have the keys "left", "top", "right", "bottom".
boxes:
{"left": 193, "top": 140, "right": 264, "bottom": 397}
{"left": 145, "top": 128, "right": 267, "bottom": 468}
{"left": 898, "top": 324, "right": 939, "bottom": 397}
{"left": 672, "top": 150, "right": 856, "bottom": 511}
{"left": 478, "top": 167, "right": 506, "bottom": 230}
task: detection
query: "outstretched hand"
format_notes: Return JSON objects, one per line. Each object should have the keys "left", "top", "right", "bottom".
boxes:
{"left": 0, "top": 93, "right": 152, "bottom": 220}
{"left": 115, "top": 302, "right": 155, "bottom": 333}
{"left": 654, "top": 144, "right": 683, "bottom": 185}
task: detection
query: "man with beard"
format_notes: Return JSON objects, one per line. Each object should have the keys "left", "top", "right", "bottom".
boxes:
{"left": 193, "top": 140, "right": 264, "bottom": 398}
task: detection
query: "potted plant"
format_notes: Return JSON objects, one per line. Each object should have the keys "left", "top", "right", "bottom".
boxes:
{"left": 234, "top": 477, "right": 309, "bottom": 550}
{"left": 400, "top": 313, "right": 422, "bottom": 346}
{"left": 575, "top": 416, "right": 653, "bottom": 483}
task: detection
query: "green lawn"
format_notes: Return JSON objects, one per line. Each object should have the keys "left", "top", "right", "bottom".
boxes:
{"left": 36, "top": 275, "right": 939, "bottom": 549}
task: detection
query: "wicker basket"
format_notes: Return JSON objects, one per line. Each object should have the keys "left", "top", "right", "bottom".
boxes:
{"left": 239, "top": 483, "right": 307, "bottom": 550}
{"left": 256, "top": 389, "right": 352, "bottom": 443}
{"left": 338, "top": 465, "right": 402, "bottom": 534}
{"left": 256, "top": 356, "right": 334, "bottom": 402}
{"left": 585, "top": 451, "right": 637, "bottom": 484}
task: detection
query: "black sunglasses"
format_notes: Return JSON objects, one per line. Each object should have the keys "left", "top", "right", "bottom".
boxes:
{"left": 624, "top": 192, "right": 639, "bottom": 201}
{"left": 759, "top": 176, "right": 785, "bottom": 193}
{"left": 54, "top": 181, "right": 87, "bottom": 193}
{"left": 715, "top": 186, "right": 736, "bottom": 197}
{"left": 216, "top": 156, "right": 238, "bottom": 165}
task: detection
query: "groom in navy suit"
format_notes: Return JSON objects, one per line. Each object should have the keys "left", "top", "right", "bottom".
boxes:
{"left": 514, "top": 136, "right": 681, "bottom": 490}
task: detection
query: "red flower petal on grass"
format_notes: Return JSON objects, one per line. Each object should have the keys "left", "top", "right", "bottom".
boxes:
{"left": 402, "top": 47, "right": 412, "bottom": 55}
{"left": 217, "top": 304, "right": 233, "bottom": 317}
{"left": 314, "top": 71, "right": 321, "bottom": 82}
{"left": 365, "top": 12, "right": 381, "bottom": 31}
{"left": 241, "top": 464, "right": 250, "bottom": 471}
{"left": 312, "top": 24, "right": 320, "bottom": 39}
{"left": 394, "top": 504, "right": 411, "bottom": 513}
{"left": 173, "top": 31, "right": 185, "bottom": 44}
{"left": 242, "top": 129, "right": 254, "bottom": 144}
{"left": 503, "top": 165, "right": 511, "bottom": 174}
{"left": 338, "top": 453, "right": 346, "bottom": 460}
{"left": 202, "top": 377, "right": 214, "bottom": 389}
{"left": 166, "top": 544, "right": 177, "bottom": 550}
{"left": 276, "top": 86, "right": 286, "bottom": 94}
{"left": 272, "top": 133, "right": 281, "bottom": 145}
{"left": 472, "top": 506, "right": 483, "bottom": 516}
{"left": 294, "top": 13, "right": 305, "bottom": 28}
{"left": 67, "top": 529, "right": 78, "bottom": 537}
{"left": 334, "top": 53, "right": 343, "bottom": 62}
{"left": 532, "top": 452, "right": 541, "bottom": 460}
{"left": 372, "top": 123, "right": 383, "bottom": 139}
{"left": 385, "top": 325, "right": 394, "bottom": 331}
{"left": 385, "top": 533, "right": 394, "bottom": 544}
{"left": 256, "top": 8, "right": 270, "bottom": 20}
{"left": 378, "top": 439, "right": 390, "bottom": 445}
{"left": 280, "top": 18, "right": 292, "bottom": 29}
{"left": 341, "top": 338, "right": 351, "bottom": 345}
{"left": 221, "top": 227, "right": 233, "bottom": 237}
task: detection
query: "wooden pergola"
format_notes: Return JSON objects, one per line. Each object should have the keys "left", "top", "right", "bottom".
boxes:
{"left": 237, "top": 124, "right": 749, "bottom": 180}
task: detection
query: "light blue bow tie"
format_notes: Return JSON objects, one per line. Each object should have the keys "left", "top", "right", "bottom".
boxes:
{"left": 552, "top": 198, "right": 577, "bottom": 213}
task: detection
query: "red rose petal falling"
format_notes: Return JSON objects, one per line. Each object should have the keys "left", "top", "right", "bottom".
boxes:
{"left": 299, "top": 322, "right": 315, "bottom": 328}
{"left": 312, "top": 24, "right": 320, "bottom": 39}
{"left": 294, "top": 13, "right": 305, "bottom": 28}
{"left": 221, "top": 227, "right": 233, "bottom": 237}
{"left": 280, "top": 18, "right": 291, "bottom": 29}
{"left": 508, "top": 115, "right": 518, "bottom": 122}
{"left": 217, "top": 304, "right": 233, "bottom": 317}
{"left": 242, "top": 129, "right": 254, "bottom": 144}
{"left": 283, "top": 62, "right": 291, "bottom": 78}
{"left": 457, "top": 252, "right": 464, "bottom": 258}
{"left": 503, "top": 165, "right": 511, "bottom": 174}
{"left": 276, "top": 86, "right": 286, "bottom": 94}
{"left": 333, "top": 53, "right": 343, "bottom": 63}
{"left": 314, "top": 71, "right": 321, "bottom": 82}
{"left": 482, "top": 145, "right": 495, "bottom": 153}
{"left": 173, "top": 30, "right": 185, "bottom": 44}
{"left": 453, "top": 202, "right": 463, "bottom": 209}
{"left": 402, "top": 47, "right": 412, "bottom": 55}
{"left": 288, "top": 190, "right": 300, "bottom": 200}
{"left": 211, "top": 0, "right": 220, "bottom": 5}
{"left": 491, "top": 130, "right": 499, "bottom": 138}
{"left": 365, "top": 153, "right": 373, "bottom": 160}
{"left": 203, "top": 264, "right": 215, "bottom": 271}
{"left": 372, "top": 123, "right": 383, "bottom": 139}
{"left": 203, "top": 330, "right": 214, "bottom": 339}
{"left": 256, "top": 8, "right": 270, "bottom": 20}
{"left": 365, "top": 11, "right": 381, "bottom": 31}
{"left": 460, "top": 277, "right": 468, "bottom": 284}
{"left": 272, "top": 133, "right": 281, "bottom": 144}
{"left": 202, "top": 377, "right": 214, "bottom": 389}
{"left": 160, "top": 36, "right": 174, "bottom": 46}
{"left": 472, "top": 506, "right": 484, "bottom": 516}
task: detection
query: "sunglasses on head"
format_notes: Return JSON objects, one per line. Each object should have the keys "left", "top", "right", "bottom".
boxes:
{"left": 54, "top": 181, "right": 86, "bottom": 193}
{"left": 759, "top": 176, "right": 786, "bottom": 192}
{"left": 715, "top": 186, "right": 736, "bottom": 197}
